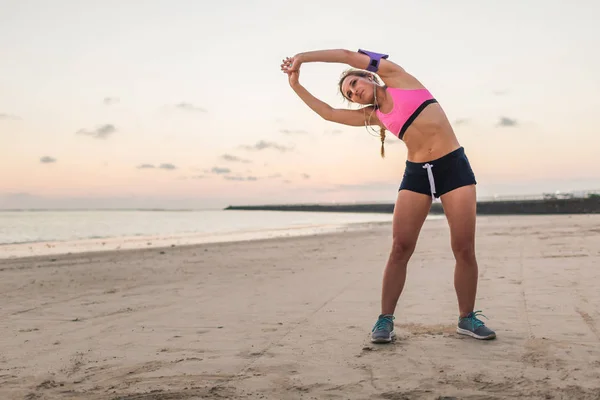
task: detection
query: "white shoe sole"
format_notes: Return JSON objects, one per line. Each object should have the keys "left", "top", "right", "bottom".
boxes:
{"left": 456, "top": 327, "right": 496, "bottom": 340}
{"left": 371, "top": 331, "right": 396, "bottom": 343}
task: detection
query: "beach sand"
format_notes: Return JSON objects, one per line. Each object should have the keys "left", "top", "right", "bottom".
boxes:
{"left": 1, "top": 215, "right": 599, "bottom": 400}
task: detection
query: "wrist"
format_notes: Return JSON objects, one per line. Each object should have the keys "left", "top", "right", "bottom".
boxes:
{"left": 294, "top": 53, "right": 306, "bottom": 64}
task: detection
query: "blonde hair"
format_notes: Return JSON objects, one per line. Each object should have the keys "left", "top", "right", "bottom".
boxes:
{"left": 338, "top": 69, "right": 387, "bottom": 158}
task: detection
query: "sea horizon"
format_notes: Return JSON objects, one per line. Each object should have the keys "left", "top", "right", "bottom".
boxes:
{"left": 2, "top": 187, "right": 598, "bottom": 213}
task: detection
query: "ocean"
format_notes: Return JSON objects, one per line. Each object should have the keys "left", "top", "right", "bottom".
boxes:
{"left": 0, "top": 210, "right": 441, "bottom": 259}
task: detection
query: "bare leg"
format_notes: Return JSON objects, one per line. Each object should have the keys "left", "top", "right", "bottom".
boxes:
{"left": 440, "top": 185, "right": 478, "bottom": 318}
{"left": 381, "top": 190, "right": 432, "bottom": 315}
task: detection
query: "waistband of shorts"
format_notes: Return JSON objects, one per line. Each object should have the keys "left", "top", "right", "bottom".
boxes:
{"left": 405, "top": 146, "right": 465, "bottom": 167}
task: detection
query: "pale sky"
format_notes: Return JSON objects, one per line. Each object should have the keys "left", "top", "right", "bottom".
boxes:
{"left": 1, "top": 0, "right": 599, "bottom": 209}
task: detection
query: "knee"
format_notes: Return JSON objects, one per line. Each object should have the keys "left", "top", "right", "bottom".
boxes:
{"left": 451, "top": 241, "right": 476, "bottom": 263}
{"left": 390, "top": 237, "right": 416, "bottom": 261}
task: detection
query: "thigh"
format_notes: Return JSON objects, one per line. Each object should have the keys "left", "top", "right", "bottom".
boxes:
{"left": 439, "top": 184, "right": 477, "bottom": 249}
{"left": 392, "top": 189, "right": 433, "bottom": 246}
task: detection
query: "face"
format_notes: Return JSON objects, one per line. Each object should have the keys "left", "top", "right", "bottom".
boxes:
{"left": 341, "top": 74, "right": 375, "bottom": 105}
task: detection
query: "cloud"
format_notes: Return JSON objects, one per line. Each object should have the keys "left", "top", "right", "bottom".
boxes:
{"left": 301, "top": 173, "right": 310, "bottom": 179}
{"left": 224, "top": 176, "right": 258, "bottom": 181}
{"left": 0, "top": 113, "right": 21, "bottom": 120}
{"left": 497, "top": 117, "right": 518, "bottom": 127}
{"left": 159, "top": 163, "right": 176, "bottom": 170}
{"left": 76, "top": 124, "right": 116, "bottom": 139}
{"left": 240, "top": 140, "right": 293, "bottom": 152}
{"left": 175, "top": 103, "right": 207, "bottom": 112}
{"left": 221, "top": 154, "right": 252, "bottom": 163}
{"left": 325, "top": 129, "right": 343, "bottom": 135}
{"left": 103, "top": 97, "right": 120, "bottom": 105}
{"left": 136, "top": 163, "right": 176, "bottom": 170}
{"left": 191, "top": 175, "right": 206, "bottom": 179}
{"left": 279, "top": 129, "right": 308, "bottom": 135}
{"left": 268, "top": 173, "right": 282, "bottom": 179}
{"left": 40, "top": 156, "right": 56, "bottom": 164}
{"left": 137, "top": 164, "right": 156, "bottom": 169}
{"left": 211, "top": 167, "right": 231, "bottom": 174}
{"left": 493, "top": 90, "right": 508, "bottom": 96}
{"left": 454, "top": 118, "right": 469, "bottom": 126}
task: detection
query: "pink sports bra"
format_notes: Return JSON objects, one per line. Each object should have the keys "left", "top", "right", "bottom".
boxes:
{"left": 375, "top": 87, "right": 438, "bottom": 140}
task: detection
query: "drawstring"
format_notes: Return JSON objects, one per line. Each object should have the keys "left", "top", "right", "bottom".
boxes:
{"left": 422, "top": 163, "right": 436, "bottom": 200}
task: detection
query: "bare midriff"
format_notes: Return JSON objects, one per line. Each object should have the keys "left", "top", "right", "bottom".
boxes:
{"left": 400, "top": 103, "right": 461, "bottom": 163}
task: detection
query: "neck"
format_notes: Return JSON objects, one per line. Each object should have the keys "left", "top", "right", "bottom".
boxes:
{"left": 374, "top": 85, "right": 389, "bottom": 110}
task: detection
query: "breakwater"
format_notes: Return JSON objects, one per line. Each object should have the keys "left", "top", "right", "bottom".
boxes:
{"left": 225, "top": 196, "right": 600, "bottom": 215}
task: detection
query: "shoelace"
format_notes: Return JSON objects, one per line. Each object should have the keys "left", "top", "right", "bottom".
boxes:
{"left": 373, "top": 315, "right": 394, "bottom": 332}
{"left": 465, "top": 310, "right": 488, "bottom": 329}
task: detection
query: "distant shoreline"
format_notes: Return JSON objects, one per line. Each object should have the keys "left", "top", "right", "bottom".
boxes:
{"left": 225, "top": 196, "right": 600, "bottom": 215}
{"left": 2, "top": 193, "right": 599, "bottom": 214}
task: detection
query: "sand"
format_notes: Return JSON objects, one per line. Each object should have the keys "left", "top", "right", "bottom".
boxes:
{"left": 1, "top": 214, "right": 599, "bottom": 400}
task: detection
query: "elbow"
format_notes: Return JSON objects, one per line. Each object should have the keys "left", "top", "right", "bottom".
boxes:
{"left": 322, "top": 108, "right": 334, "bottom": 122}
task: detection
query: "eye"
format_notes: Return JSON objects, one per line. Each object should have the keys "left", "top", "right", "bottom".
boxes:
{"left": 351, "top": 79, "right": 357, "bottom": 87}
{"left": 346, "top": 91, "right": 352, "bottom": 98}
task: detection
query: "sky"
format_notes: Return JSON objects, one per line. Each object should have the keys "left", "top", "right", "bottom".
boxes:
{"left": 1, "top": 0, "right": 599, "bottom": 209}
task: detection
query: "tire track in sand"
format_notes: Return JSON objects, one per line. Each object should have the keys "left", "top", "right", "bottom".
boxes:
{"left": 216, "top": 273, "right": 366, "bottom": 390}
{"left": 518, "top": 236, "right": 534, "bottom": 339}
{"left": 575, "top": 308, "right": 600, "bottom": 341}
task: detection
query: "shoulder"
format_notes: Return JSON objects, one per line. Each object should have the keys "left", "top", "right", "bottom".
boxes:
{"left": 379, "top": 70, "right": 426, "bottom": 90}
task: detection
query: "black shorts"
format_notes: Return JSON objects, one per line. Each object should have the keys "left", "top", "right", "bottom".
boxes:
{"left": 399, "top": 147, "right": 476, "bottom": 199}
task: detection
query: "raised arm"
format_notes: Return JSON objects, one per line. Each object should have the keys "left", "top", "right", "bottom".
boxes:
{"left": 282, "top": 65, "right": 379, "bottom": 127}
{"left": 291, "top": 49, "right": 406, "bottom": 80}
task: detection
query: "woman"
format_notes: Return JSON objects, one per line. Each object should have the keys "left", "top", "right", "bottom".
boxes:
{"left": 281, "top": 49, "right": 496, "bottom": 343}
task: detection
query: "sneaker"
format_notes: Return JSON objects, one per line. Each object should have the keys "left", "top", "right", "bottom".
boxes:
{"left": 457, "top": 311, "right": 496, "bottom": 340}
{"left": 371, "top": 314, "right": 396, "bottom": 343}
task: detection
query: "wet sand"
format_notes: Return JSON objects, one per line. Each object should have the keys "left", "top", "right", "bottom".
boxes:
{"left": 1, "top": 215, "right": 599, "bottom": 399}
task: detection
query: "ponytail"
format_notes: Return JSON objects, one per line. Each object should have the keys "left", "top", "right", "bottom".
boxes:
{"left": 380, "top": 127, "right": 386, "bottom": 158}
